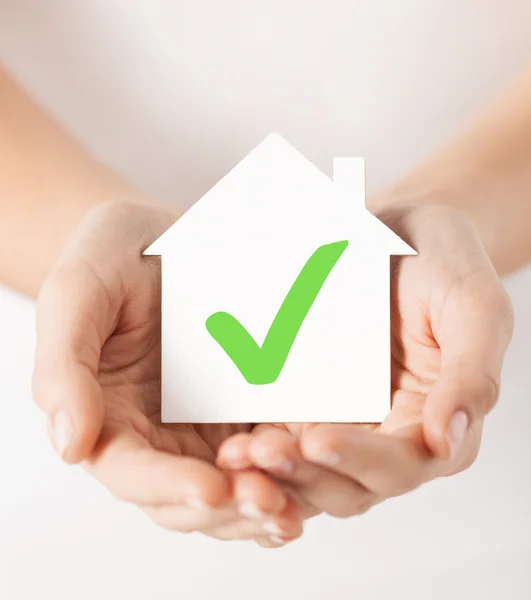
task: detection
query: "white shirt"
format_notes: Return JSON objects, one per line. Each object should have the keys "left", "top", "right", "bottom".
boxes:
{"left": 1, "top": 2, "right": 530, "bottom": 599}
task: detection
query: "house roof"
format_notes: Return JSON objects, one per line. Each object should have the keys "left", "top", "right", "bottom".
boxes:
{"left": 144, "top": 133, "right": 416, "bottom": 257}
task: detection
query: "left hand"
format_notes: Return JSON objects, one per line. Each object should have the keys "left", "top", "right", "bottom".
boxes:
{"left": 32, "top": 200, "right": 303, "bottom": 545}
{"left": 218, "top": 204, "right": 514, "bottom": 519}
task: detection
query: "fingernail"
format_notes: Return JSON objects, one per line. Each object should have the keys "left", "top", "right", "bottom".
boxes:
{"left": 186, "top": 498, "right": 208, "bottom": 510}
{"left": 271, "top": 458, "right": 295, "bottom": 474}
{"left": 263, "top": 521, "right": 284, "bottom": 536}
{"left": 269, "top": 536, "right": 286, "bottom": 546}
{"left": 447, "top": 410, "right": 469, "bottom": 458}
{"left": 50, "top": 411, "right": 73, "bottom": 458}
{"left": 253, "top": 448, "right": 296, "bottom": 474}
{"left": 321, "top": 452, "right": 341, "bottom": 466}
{"left": 310, "top": 449, "right": 340, "bottom": 466}
{"left": 237, "top": 501, "right": 266, "bottom": 520}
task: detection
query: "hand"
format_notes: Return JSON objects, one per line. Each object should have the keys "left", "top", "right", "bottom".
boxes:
{"left": 32, "top": 200, "right": 302, "bottom": 545}
{"left": 218, "top": 204, "right": 514, "bottom": 518}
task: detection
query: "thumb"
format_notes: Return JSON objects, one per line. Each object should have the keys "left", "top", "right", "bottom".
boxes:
{"left": 33, "top": 263, "right": 111, "bottom": 464}
{"left": 423, "top": 278, "right": 513, "bottom": 460}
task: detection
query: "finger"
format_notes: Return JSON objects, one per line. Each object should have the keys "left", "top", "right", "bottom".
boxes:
{"left": 217, "top": 432, "right": 255, "bottom": 470}
{"left": 216, "top": 425, "right": 291, "bottom": 471}
{"left": 85, "top": 428, "right": 231, "bottom": 508}
{"left": 143, "top": 469, "right": 298, "bottom": 535}
{"left": 247, "top": 425, "right": 376, "bottom": 517}
{"left": 245, "top": 424, "right": 298, "bottom": 475}
{"left": 33, "top": 263, "right": 112, "bottom": 463}
{"left": 264, "top": 494, "right": 304, "bottom": 538}
{"left": 254, "top": 537, "right": 290, "bottom": 548}
{"left": 218, "top": 427, "right": 319, "bottom": 518}
{"left": 424, "top": 274, "right": 513, "bottom": 459}
{"left": 204, "top": 494, "right": 304, "bottom": 541}
{"left": 300, "top": 424, "right": 439, "bottom": 498}
{"left": 143, "top": 483, "right": 304, "bottom": 540}
{"left": 231, "top": 469, "right": 289, "bottom": 518}
{"left": 142, "top": 504, "right": 235, "bottom": 533}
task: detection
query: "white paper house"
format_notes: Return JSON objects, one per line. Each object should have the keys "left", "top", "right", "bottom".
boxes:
{"left": 145, "top": 134, "right": 416, "bottom": 423}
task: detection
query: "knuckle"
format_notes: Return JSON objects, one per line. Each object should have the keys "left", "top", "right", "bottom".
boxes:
{"left": 308, "top": 434, "right": 341, "bottom": 463}
{"left": 393, "top": 475, "right": 422, "bottom": 496}
{"left": 210, "top": 532, "right": 240, "bottom": 542}
{"left": 446, "top": 423, "right": 483, "bottom": 476}
{"left": 38, "top": 264, "right": 75, "bottom": 306}
{"left": 355, "top": 498, "right": 376, "bottom": 515}
{"left": 326, "top": 505, "right": 350, "bottom": 518}
{"left": 456, "top": 447, "right": 480, "bottom": 474}
{"left": 111, "top": 489, "right": 133, "bottom": 505}
{"left": 328, "top": 498, "right": 375, "bottom": 519}
{"left": 475, "top": 374, "right": 500, "bottom": 416}
{"left": 143, "top": 507, "right": 197, "bottom": 533}
{"left": 497, "top": 285, "right": 515, "bottom": 342}
{"left": 327, "top": 509, "right": 351, "bottom": 519}
{"left": 104, "top": 478, "right": 137, "bottom": 505}
{"left": 31, "top": 372, "right": 57, "bottom": 411}
{"left": 387, "top": 465, "right": 426, "bottom": 496}
{"left": 103, "top": 480, "right": 134, "bottom": 505}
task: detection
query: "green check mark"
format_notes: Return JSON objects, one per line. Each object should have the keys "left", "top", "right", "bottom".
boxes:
{"left": 205, "top": 240, "right": 348, "bottom": 385}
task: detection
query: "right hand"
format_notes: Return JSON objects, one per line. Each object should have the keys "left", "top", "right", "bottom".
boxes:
{"left": 32, "top": 200, "right": 303, "bottom": 546}
{"left": 219, "top": 204, "right": 514, "bottom": 521}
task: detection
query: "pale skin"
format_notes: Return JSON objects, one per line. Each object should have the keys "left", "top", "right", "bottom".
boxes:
{"left": 1, "top": 63, "right": 529, "bottom": 545}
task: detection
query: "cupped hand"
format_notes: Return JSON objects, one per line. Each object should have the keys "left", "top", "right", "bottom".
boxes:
{"left": 218, "top": 204, "right": 514, "bottom": 519}
{"left": 32, "top": 201, "right": 302, "bottom": 545}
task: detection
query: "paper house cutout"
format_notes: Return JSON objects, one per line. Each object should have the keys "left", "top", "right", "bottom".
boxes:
{"left": 145, "top": 134, "right": 416, "bottom": 423}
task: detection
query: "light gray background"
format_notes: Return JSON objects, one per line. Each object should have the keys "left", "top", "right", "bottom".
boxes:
{"left": 0, "top": 1, "right": 530, "bottom": 598}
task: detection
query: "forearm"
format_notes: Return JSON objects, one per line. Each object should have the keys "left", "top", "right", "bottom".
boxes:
{"left": 0, "top": 66, "right": 161, "bottom": 297}
{"left": 371, "top": 68, "right": 531, "bottom": 276}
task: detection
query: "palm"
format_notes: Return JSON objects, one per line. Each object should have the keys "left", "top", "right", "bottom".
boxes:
{"left": 371, "top": 206, "right": 493, "bottom": 468}
{"left": 60, "top": 202, "right": 253, "bottom": 469}
{"left": 216, "top": 204, "right": 511, "bottom": 524}
{"left": 281, "top": 207, "right": 489, "bottom": 465}
{"left": 380, "top": 254, "right": 442, "bottom": 439}
{"left": 94, "top": 260, "right": 251, "bottom": 465}
{"left": 33, "top": 201, "right": 321, "bottom": 540}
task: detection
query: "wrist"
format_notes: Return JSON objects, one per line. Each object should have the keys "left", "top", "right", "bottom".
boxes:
{"left": 7, "top": 188, "right": 179, "bottom": 298}
{"left": 368, "top": 172, "right": 502, "bottom": 269}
